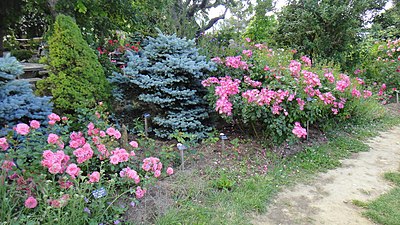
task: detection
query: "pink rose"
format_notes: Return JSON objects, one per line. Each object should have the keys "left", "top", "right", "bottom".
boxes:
{"left": 47, "top": 133, "right": 59, "bottom": 144}
{"left": 29, "top": 120, "right": 40, "bottom": 129}
{"left": 106, "top": 127, "right": 116, "bottom": 136}
{"left": 66, "top": 163, "right": 80, "bottom": 178}
{"left": 89, "top": 171, "right": 100, "bottom": 183}
{"left": 49, "top": 120, "right": 56, "bottom": 125}
{"left": 48, "top": 113, "right": 61, "bottom": 121}
{"left": 154, "top": 170, "right": 161, "bottom": 178}
{"left": 0, "top": 137, "right": 9, "bottom": 151}
{"left": 129, "top": 141, "right": 138, "bottom": 148}
{"left": 15, "top": 123, "right": 30, "bottom": 135}
{"left": 25, "top": 196, "right": 38, "bottom": 209}
{"left": 166, "top": 167, "right": 174, "bottom": 176}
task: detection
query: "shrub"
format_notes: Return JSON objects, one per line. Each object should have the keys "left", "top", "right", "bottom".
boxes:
{"left": 0, "top": 54, "right": 52, "bottom": 132}
{"left": 36, "top": 14, "right": 111, "bottom": 114}
{"left": 202, "top": 39, "right": 377, "bottom": 144}
{"left": 0, "top": 108, "right": 174, "bottom": 224}
{"left": 10, "top": 49, "right": 34, "bottom": 61}
{"left": 111, "top": 31, "right": 215, "bottom": 139}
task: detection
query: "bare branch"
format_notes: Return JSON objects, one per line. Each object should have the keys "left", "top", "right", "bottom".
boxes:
{"left": 196, "top": 7, "right": 228, "bottom": 37}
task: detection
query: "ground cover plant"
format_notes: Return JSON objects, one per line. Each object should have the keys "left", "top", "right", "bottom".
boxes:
{"left": 0, "top": 105, "right": 174, "bottom": 224}
{"left": 352, "top": 166, "right": 400, "bottom": 225}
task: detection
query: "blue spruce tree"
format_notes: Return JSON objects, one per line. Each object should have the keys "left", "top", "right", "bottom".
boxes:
{"left": 0, "top": 54, "right": 52, "bottom": 130}
{"left": 112, "top": 32, "right": 215, "bottom": 139}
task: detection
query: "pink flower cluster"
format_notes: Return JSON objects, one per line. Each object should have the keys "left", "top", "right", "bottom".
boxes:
{"left": 242, "top": 49, "right": 253, "bottom": 57}
{"left": 88, "top": 171, "right": 100, "bottom": 183}
{"left": 106, "top": 127, "right": 121, "bottom": 139}
{"left": 301, "top": 56, "right": 312, "bottom": 67}
{"left": 66, "top": 163, "right": 81, "bottom": 178}
{"left": 292, "top": 122, "right": 307, "bottom": 138}
{"left": 242, "top": 88, "right": 290, "bottom": 115}
{"left": 73, "top": 143, "right": 94, "bottom": 164}
{"left": 142, "top": 157, "right": 163, "bottom": 178}
{"left": 211, "top": 57, "right": 223, "bottom": 64}
{"left": 324, "top": 72, "right": 335, "bottom": 83}
{"left": 25, "top": 196, "right": 38, "bottom": 209}
{"left": 29, "top": 120, "right": 40, "bottom": 129}
{"left": 109, "top": 148, "right": 131, "bottom": 165}
{"left": 135, "top": 186, "right": 146, "bottom": 199}
{"left": 15, "top": 123, "right": 30, "bottom": 135}
{"left": 69, "top": 131, "right": 86, "bottom": 149}
{"left": 225, "top": 56, "right": 249, "bottom": 70}
{"left": 243, "top": 76, "right": 262, "bottom": 88}
{"left": 120, "top": 167, "right": 140, "bottom": 183}
{"left": 41, "top": 150, "right": 70, "bottom": 174}
{"left": 48, "top": 194, "right": 69, "bottom": 208}
{"left": 378, "top": 83, "right": 386, "bottom": 96}
{"left": 1, "top": 160, "right": 15, "bottom": 171}
{"left": 335, "top": 74, "right": 351, "bottom": 92}
{"left": 203, "top": 76, "right": 241, "bottom": 116}
{"left": 48, "top": 113, "right": 61, "bottom": 125}
{"left": 289, "top": 60, "right": 302, "bottom": 77}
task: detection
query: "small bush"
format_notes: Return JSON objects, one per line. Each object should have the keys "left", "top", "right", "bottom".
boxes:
{"left": 111, "top": 31, "right": 215, "bottom": 139}
{"left": 10, "top": 49, "right": 34, "bottom": 61}
{"left": 0, "top": 54, "right": 52, "bottom": 132}
{"left": 36, "top": 14, "right": 111, "bottom": 115}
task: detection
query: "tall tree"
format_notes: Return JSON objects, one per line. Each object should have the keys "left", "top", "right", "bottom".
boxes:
{"left": 0, "top": 0, "right": 26, "bottom": 55}
{"left": 274, "top": 0, "right": 387, "bottom": 68}
{"left": 372, "top": 0, "right": 400, "bottom": 38}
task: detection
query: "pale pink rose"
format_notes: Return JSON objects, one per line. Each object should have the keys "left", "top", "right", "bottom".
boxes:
{"left": 48, "top": 163, "right": 62, "bottom": 174}
{"left": 0, "top": 137, "right": 9, "bottom": 151}
{"left": 15, "top": 123, "right": 30, "bottom": 135}
{"left": 25, "top": 196, "right": 38, "bottom": 209}
{"left": 62, "top": 116, "right": 68, "bottom": 121}
{"left": 106, "top": 127, "right": 116, "bottom": 136}
{"left": 88, "top": 171, "right": 100, "bottom": 183}
{"left": 110, "top": 155, "right": 120, "bottom": 165}
{"left": 114, "top": 130, "right": 121, "bottom": 139}
{"left": 47, "top": 133, "right": 59, "bottom": 144}
{"left": 129, "top": 141, "right": 138, "bottom": 148}
{"left": 29, "top": 120, "right": 40, "bottom": 129}
{"left": 48, "top": 113, "right": 61, "bottom": 121}
{"left": 66, "top": 163, "right": 80, "bottom": 178}
{"left": 166, "top": 167, "right": 174, "bottom": 176}
{"left": 154, "top": 170, "right": 161, "bottom": 178}
{"left": 48, "top": 120, "right": 56, "bottom": 125}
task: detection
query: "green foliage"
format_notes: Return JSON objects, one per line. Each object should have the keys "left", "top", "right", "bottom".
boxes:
{"left": 36, "top": 15, "right": 110, "bottom": 115}
{"left": 244, "top": 15, "right": 277, "bottom": 45}
{"left": 274, "top": 0, "right": 387, "bottom": 69}
{"left": 10, "top": 49, "right": 33, "bottom": 61}
{"left": 363, "top": 170, "right": 400, "bottom": 225}
{"left": 212, "top": 172, "right": 236, "bottom": 191}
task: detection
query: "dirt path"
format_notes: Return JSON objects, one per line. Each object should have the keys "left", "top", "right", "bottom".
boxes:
{"left": 252, "top": 126, "right": 400, "bottom": 225}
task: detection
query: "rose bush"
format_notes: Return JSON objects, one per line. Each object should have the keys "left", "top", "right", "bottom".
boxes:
{"left": 0, "top": 105, "right": 173, "bottom": 224}
{"left": 203, "top": 39, "right": 376, "bottom": 144}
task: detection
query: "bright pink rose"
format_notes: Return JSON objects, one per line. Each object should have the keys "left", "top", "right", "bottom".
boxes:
{"left": 29, "top": 120, "right": 40, "bottom": 129}
{"left": 106, "top": 127, "right": 116, "bottom": 136}
{"left": 48, "top": 120, "right": 56, "bottom": 125}
{"left": 89, "top": 171, "right": 100, "bottom": 183}
{"left": 25, "top": 196, "right": 38, "bottom": 209}
{"left": 15, "top": 123, "right": 30, "bottom": 135}
{"left": 47, "top": 133, "right": 59, "bottom": 144}
{"left": 166, "top": 167, "right": 174, "bottom": 176}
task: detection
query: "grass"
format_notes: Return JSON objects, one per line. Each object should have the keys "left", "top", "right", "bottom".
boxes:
{"left": 155, "top": 110, "right": 400, "bottom": 225}
{"left": 357, "top": 171, "right": 400, "bottom": 225}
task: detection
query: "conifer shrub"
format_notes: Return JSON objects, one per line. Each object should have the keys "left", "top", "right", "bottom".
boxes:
{"left": 111, "top": 32, "right": 215, "bottom": 139}
{"left": 36, "top": 15, "right": 110, "bottom": 114}
{"left": 0, "top": 54, "right": 52, "bottom": 130}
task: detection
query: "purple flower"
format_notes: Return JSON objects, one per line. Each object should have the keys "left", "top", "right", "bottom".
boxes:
{"left": 114, "top": 220, "right": 120, "bottom": 224}
{"left": 84, "top": 207, "right": 91, "bottom": 215}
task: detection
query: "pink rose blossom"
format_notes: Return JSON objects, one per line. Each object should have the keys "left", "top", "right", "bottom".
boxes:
{"left": 29, "top": 120, "right": 40, "bottom": 129}
{"left": 154, "top": 170, "right": 161, "bottom": 178}
{"left": 66, "top": 163, "right": 80, "bottom": 178}
{"left": 292, "top": 122, "right": 307, "bottom": 138}
{"left": 48, "top": 113, "right": 61, "bottom": 122}
{"left": 25, "top": 196, "right": 38, "bottom": 209}
{"left": 166, "top": 167, "right": 174, "bottom": 176}
{"left": 47, "top": 133, "right": 59, "bottom": 144}
{"left": 89, "top": 171, "right": 100, "bottom": 183}
{"left": 0, "top": 138, "right": 9, "bottom": 151}
{"left": 15, "top": 123, "right": 30, "bottom": 135}
{"left": 129, "top": 141, "right": 138, "bottom": 148}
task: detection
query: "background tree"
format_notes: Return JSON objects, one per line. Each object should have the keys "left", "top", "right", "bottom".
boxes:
{"left": 0, "top": 0, "right": 26, "bottom": 55}
{"left": 371, "top": 0, "right": 400, "bottom": 39}
{"left": 274, "top": 0, "right": 387, "bottom": 69}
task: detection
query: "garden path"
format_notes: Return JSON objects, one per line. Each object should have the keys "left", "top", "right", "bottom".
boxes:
{"left": 252, "top": 125, "right": 400, "bottom": 225}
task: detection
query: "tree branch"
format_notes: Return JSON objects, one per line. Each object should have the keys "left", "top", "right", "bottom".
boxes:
{"left": 196, "top": 7, "right": 228, "bottom": 37}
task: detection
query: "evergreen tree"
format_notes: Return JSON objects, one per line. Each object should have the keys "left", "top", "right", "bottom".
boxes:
{"left": 111, "top": 32, "right": 215, "bottom": 139}
{"left": 36, "top": 15, "right": 110, "bottom": 114}
{"left": 0, "top": 54, "right": 52, "bottom": 129}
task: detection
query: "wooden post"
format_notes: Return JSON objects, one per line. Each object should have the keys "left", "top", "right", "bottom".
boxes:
{"left": 306, "top": 121, "right": 309, "bottom": 140}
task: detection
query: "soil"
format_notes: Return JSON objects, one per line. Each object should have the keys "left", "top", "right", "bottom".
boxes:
{"left": 252, "top": 124, "right": 400, "bottom": 224}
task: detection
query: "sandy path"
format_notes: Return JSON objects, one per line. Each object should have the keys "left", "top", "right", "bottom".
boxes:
{"left": 252, "top": 126, "right": 400, "bottom": 225}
